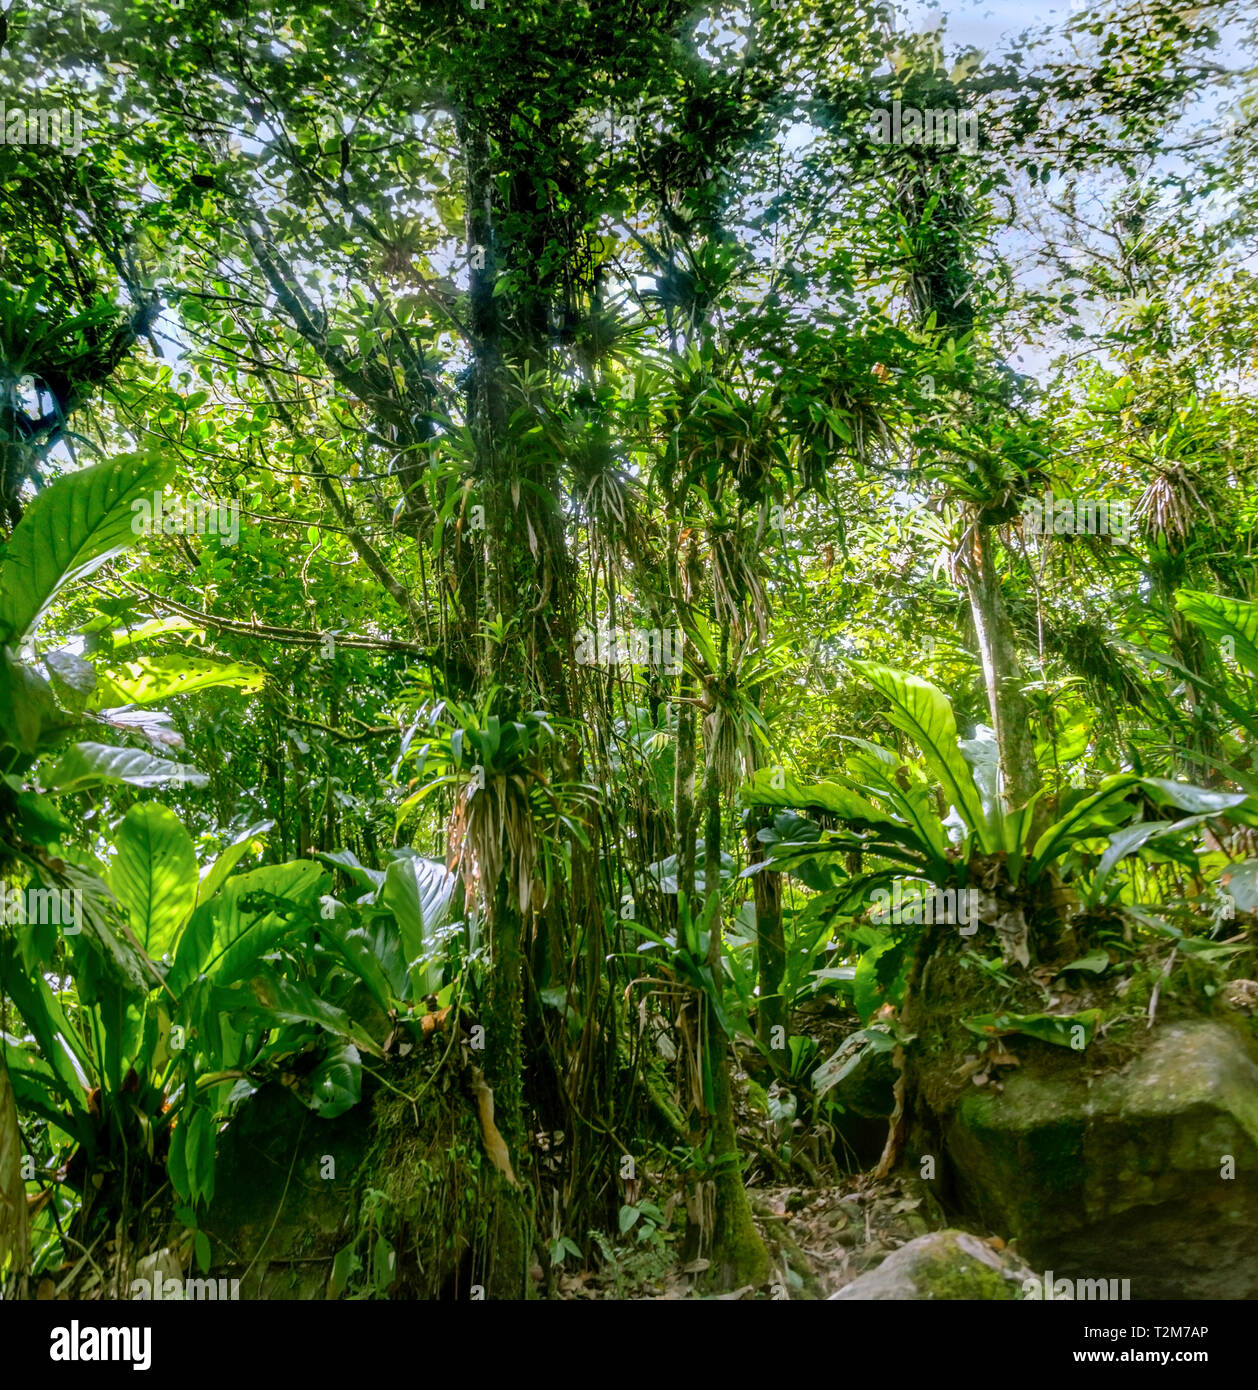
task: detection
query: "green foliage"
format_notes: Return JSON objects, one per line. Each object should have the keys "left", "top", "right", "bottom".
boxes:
{"left": 3, "top": 0, "right": 1258, "bottom": 1300}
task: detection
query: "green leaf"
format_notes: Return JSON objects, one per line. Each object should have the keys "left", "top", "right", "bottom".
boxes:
{"left": 1219, "top": 859, "right": 1258, "bottom": 912}
{"left": 324, "top": 921, "right": 396, "bottom": 1014}
{"left": 66, "top": 863, "right": 154, "bottom": 995}
{"left": 742, "top": 767, "right": 895, "bottom": 827}
{"left": 47, "top": 742, "right": 208, "bottom": 791}
{"left": 853, "top": 939, "right": 905, "bottom": 1025}
{"left": 0, "top": 649, "right": 74, "bottom": 754}
{"left": 167, "top": 1113, "right": 191, "bottom": 1201}
{"left": 1140, "top": 778, "right": 1250, "bottom": 816}
{"left": 0, "top": 454, "right": 174, "bottom": 643}
{"left": 2, "top": 1039, "right": 88, "bottom": 1143}
{"left": 329, "top": 1243, "right": 357, "bottom": 1298}
{"left": 169, "top": 861, "right": 329, "bottom": 992}
{"left": 850, "top": 663, "right": 991, "bottom": 849}
{"left": 382, "top": 854, "right": 455, "bottom": 998}
{"left": 811, "top": 1026, "right": 895, "bottom": 1099}
{"left": 961, "top": 1008, "right": 1102, "bottom": 1048}
{"left": 44, "top": 648, "right": 97, "bottom": 709}
{"left": 224, "top": 968, "right": 383, "bottom": 1057}
{"left": 1176, "top": 590, "right": 1258, "bottom": 678}
{"left": 185, "top": 1105, "right": 216, "bottom": 1205}
{"left": 314, "top": 848, "right": 385, "bottom": 897}
{"left": 1055, "top": 950, "right": 1110, "bottom": 975}
{"left": 1027, "top": 775, "right": 1139, "bottom": 881}
{"left": 0, "top": 938, "right": 93, "bottom": 1108}
{"left": 197, "top": 821, "right": 274, "bottom": 907}
{"left": 307, "top": 1043, "right": 362, "bottom": 1118}
{"left": 93, "top": 655, "right": 266, "bottom": 707}
{"left": 1095, "top": 816, "right": 1208, "bottom": 892}
{"left": 112, "top": 804, "right": 198, "bottom": 960}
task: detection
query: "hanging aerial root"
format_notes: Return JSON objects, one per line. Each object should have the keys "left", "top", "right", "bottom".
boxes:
{"left": 469, "top": 1067, "right": 518, "bottom": 1187}
{"left": 872, "top": 1043, "right": 907, "bottom": 1180}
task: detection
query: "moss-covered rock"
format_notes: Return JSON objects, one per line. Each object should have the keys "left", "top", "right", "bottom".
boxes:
{"left": 944, "top": 1021, "right": 1258, "bottom": 1299}
{"left": 204, "top": 1049, "right": 532, "bottom": 1299}
{"left": 828, "top": 1229, "right": 1032, "bottom": 1300}
{"left": 202, "top": 1083, "right": 372, "bottom": 1299}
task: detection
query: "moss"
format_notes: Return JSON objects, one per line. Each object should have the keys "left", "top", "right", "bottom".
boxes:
{"left": 703, "top": 1069, "right": 773, "bottom": 1292}
{"left": 325, "top": 1045, "right": 537, "bottom": 1299}
{"left": 912, "top": 1245, "right": 1020, "bottom": 1300}
{"left": 706, "top": 1182, "right": 774, "bottom": 1291}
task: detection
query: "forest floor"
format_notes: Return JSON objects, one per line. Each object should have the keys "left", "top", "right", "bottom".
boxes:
{"left": 548, "top": 1170, "right": 972, "bottom": 1300}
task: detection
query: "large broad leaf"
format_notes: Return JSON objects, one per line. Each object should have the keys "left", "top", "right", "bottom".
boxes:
{"left": 853, "top": 939, "right": 908, "bottom": 1024}
{"left": 1, "top": 1040, "right": 89, "bottom": 1144}
{"left": 44, "top": 648, "right": 97, "bottom": 713}
{"left": 741, "top": 767, "right": 947, "bottom": 868}
{"left": 197, "top": 821, "right": 274, "bottom": 906}
{"left": 0, "top": 454, "right": 174, "bottom": 643}
{"left": 168, "top": 861, "right": 330, "bottom": 993}
{"left": 0, "top": 938, "right": 93, "bottom": 1109}
{"left": 307, "top": 1043, "right": 362, "bottom": 1119}
{"left": 811, "top": 1026, "right": 896, "bottom": 1099}
{"left": 1027, "top": 775, "right": 1139, "bottom": 881}
{"left": 216, "top": 969, "right": 383, "bottom": 1058}
{"left": 958, "top": 726, "right": 1000, "bottom": 820}
{"left": 92, "top": 655, "right": 266, "bottom": 708}
{"left": 1176, "top": 590, "right": 1258, "bottom": 677}
{"left": 63, "top": 862, "right": 154, "bottom": 995}
{"left": 111, "top": 804, "right": 199, "bottom": 961}
{"left": 850, "top": 663, "right": 991, "bottom": 849}
{"left": 1094, "top": 816, "right": 1210, "bottom": 892}
{"left": 1219, "top": 859, "right": 1258, "bottom": 912}
{"left": 323, "top": 917, "right": 397, "bottom": 1014}
{"left": 0, "top": 649, "right": 75, "bottom": 754}
{"left": 742, "top": 766, "right": 895, "bottom": 827}
{"left": 1140, "top": 778, "right": 1251, "bottom": 816}
{"left": 46, "top": 742, "right": 208, "bottom": 791}
{"left": 315, "top": 848, "right": 386, "bottom": 897}
{"left": 382, "top": 855, "right": 455, "bottom": 997}
{"left": 962, "top": 1008, "right": 1102, "bottom": 1049}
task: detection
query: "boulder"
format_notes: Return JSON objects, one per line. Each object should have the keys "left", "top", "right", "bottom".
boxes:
{"left": 828, "top": 1229, "right": 1032, "bottom": 1299}
{"left": 944, "top": 1020, "right": 1258, "bottom": 1299}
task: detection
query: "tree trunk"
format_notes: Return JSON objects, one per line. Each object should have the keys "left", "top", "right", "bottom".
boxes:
{"left": 699, "top": 751, "right": 772, "bottom": 1290}
{"left": 746, "top": 810, "right": 787, "bottom": 1067}
{"left": 962, "top": 521, "right": 1043, "bottom": 815}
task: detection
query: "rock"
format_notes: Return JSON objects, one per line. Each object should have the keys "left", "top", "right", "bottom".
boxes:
{"left": 944, "top": 1020, "right": 1258, "bottom": 1299}
{"left": 818, "top": 1034, "right": 897, "bottom": 1168}
{"left": 828, "top": 1229, "right": 1032, "bottom": 1300}
{"left": 829, "top": 1037, "right": 897, "bottom": 1118}
{"left": 204, "top": 1083, "right": 372, "bottom": 1298}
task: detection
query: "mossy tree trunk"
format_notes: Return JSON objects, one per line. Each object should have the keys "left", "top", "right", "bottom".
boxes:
{"left": 700, "top": 749, "right": 772, "bottom": 1291}
{"left": 459, "top": 110, "right": 537, "bottom": 1298}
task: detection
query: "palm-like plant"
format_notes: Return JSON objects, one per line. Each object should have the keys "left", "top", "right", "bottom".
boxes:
{"left": 742, "top": 662, "right": 1250, "bottom": 966}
